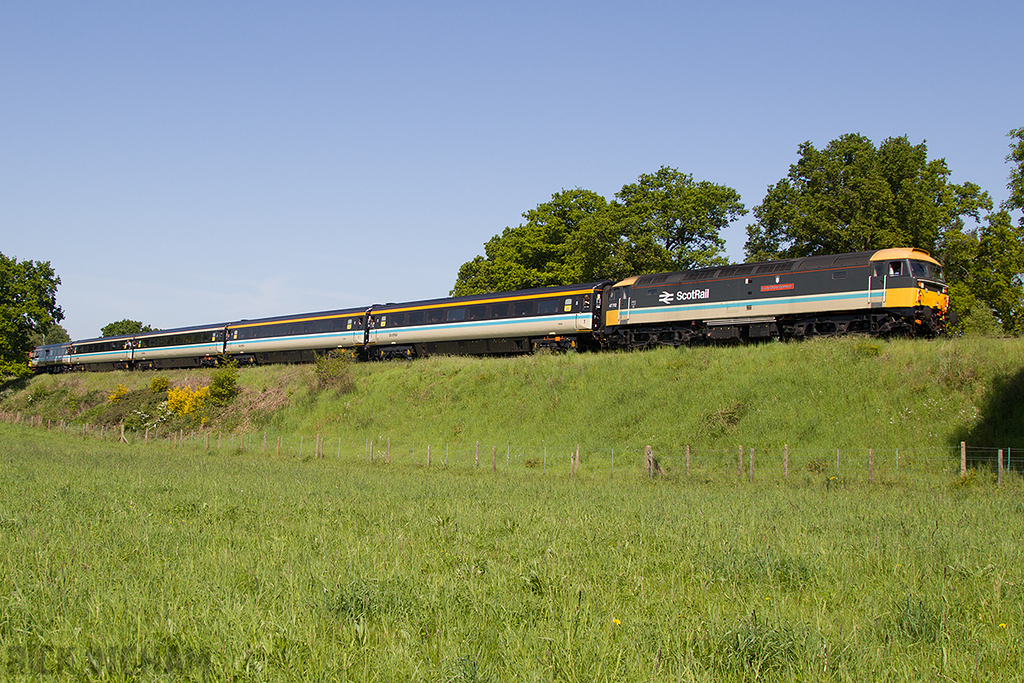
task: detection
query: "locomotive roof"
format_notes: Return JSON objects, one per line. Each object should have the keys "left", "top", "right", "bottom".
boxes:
{"left": 622, "top": 248, "right": 939, "bottom": 289}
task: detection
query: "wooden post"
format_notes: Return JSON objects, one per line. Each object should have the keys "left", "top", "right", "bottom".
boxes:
{"left": 369, "top": 440, "right": 373, "bottom": 463}
{"left": 120, "top": 423, "right": 127, "bottom": 444}
{"left": 868, "top": 448, "right": 874, "bottom": 483}
{"left": 961, "top": 441, "right": 967, "bottom": 476}
{"left": 263, "top": 432, "right": 267, "bottom": 454}
{"left": 686, "top": 444, "right": 690, "bottom": 476}
{"left": 784, "top": 444, "right": 789, "bottom": 480}
{"left": 427, "top": 444, "right": 431, "bottom": 468}
{"left": 492, "top": 445, "right": 497, "bottom": 472}
{"left": 998, "top": 449, "right": 1004, "bottom": 487}
{"left": 205, "top": 433, "right": 209, "bottom": 450}
{"left": 575, "top": 445, "right": 580, "bottom": 475}
{"left": 317, "top": 433, "right": 322, "bottom": 458}
{"left": 218, "top": 433, "right": 221, "bottom": 450}
{"left": 738, "top": 445, "right": 744, "bottom": 479}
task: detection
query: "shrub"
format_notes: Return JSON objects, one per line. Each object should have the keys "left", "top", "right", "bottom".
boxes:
{"left": 208, "top": 361, "right": 239, "bottom": 406}
{"left": 167, "top": 385, "right": 209, "bottom": 415}
{"left": 149, "top": 376, "right": 169, "bottom": 394}
{"left": 313, "top": 351, "right": 356, "bottom": 394}
{"left": 107, "top": 384, "right": 129, "bottom": 404}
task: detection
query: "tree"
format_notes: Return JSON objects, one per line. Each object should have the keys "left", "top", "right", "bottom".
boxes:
{"left": 744, "top": 134, "right": 990, "bottom": 260}
{"left": 616, "top": 166, "right": 744, "bottom": 271}
{"left": 0, "top": 253, "right": 63, "bottom": 377}
{"left": 101, "top": 319, "right": 155, "bottom": 337}
{"left": 451, "top": 189, "right": 612, "bottom": 296}
{"left": 451, "top": 169, "right": 745, "bottom": 295}
{"left": 1005, "top": 127, "right": 1024, "bottom": 214}
{"left": 29, "top": 323, "right": 71, "bottom": 348}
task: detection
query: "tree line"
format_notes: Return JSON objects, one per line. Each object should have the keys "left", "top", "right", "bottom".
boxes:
{"left": 2, "top": 129, "right": 1023, "bottom": 378}
{"left": 453, "top": 130, "right": 1024, "bottom": 335}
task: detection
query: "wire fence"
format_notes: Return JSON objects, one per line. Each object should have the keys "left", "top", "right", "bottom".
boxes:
{"left": 3, "top": 410, "right": 1021, "bottom": 487}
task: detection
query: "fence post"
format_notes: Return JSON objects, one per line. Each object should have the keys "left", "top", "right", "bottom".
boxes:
{"left": 784, "top": 444, "right": 789, "bottom": 480}
{"left": 263, "top": 432, "right": 267, "bottom": 454}
{"left": 961, "top": 441, "right": 967, "bottom": 476}
{"left": 738, "top": 445, "right": 744, "bottom": 479}
{"left": 492, "top": 445, "right": 497, "bottom": 473}
{"left": 369, "top": 440, "right": 373, "bottom": 463}
{"left": 869, "top": 448, "right": 874, "bottom": 483}
{"left": 998, "top": 449, "right": 1004, "bottom": 487}
{"left": 427, "top": 444, "right": 431, "bottom": 468}
{"left": 205, "top": 433, "right": 209, "bottom": 450}
{"left": 575, "top": 445, "right": 580, "bottom": 476}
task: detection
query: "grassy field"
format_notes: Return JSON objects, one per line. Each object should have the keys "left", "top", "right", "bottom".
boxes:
{"left": 1, "top": 424, "right": 1022, "bottom": 681}
{"left": 2, "top": 337, "right": 1023, "bottom": 680}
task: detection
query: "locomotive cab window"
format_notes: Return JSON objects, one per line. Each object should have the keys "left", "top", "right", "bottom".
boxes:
{"left": 888, "top": 261, "right": 904, "bottom": 277}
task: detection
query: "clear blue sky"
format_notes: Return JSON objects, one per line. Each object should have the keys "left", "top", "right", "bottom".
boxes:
{"left": 3, "top": 1, "right": 1021, "bottom": 341}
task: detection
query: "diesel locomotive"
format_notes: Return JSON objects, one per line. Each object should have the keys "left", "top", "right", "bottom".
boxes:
{"left": 29, "top": 247, "right": 949, "bottom": 373}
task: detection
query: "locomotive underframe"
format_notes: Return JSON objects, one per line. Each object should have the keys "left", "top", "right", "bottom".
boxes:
{"left": 606, "top": 305, "right": 942, "bottom": 350}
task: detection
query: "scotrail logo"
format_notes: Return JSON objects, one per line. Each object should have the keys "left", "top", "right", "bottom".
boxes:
{"left": 659, "top": 288, "right": 710, "bottom": 304}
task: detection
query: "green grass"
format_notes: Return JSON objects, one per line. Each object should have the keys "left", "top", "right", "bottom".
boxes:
{"left": 4, "top": 336, "right": 1023, "bottom": 476}
{"left": 1, "top": 424, "right": 1023, "bottom": 681}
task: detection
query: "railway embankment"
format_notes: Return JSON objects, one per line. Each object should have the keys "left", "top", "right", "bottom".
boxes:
{"left": 2, "top": 336, "right": 1023, "bottom": 473}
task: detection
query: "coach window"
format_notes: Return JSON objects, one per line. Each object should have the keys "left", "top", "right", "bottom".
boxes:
{"left": 448, "top": 308, "right": 465, "bottom": 322}
{"left": 426, "top": 309, "right": 445, "bottom": 324}
{"left": 408, "top": 311, "right": 424, "bottom": 325}
{"left": 466, "top": 305, "right": 486, "bottom": 320}
{"left": 514, "top": 301, "right": 533, "bottom": 317}
{"left": 538, "top": 299, "right": 560, "bottom": 315}
{"left": 490, "top": 303, "right": 509, "bottom": 318}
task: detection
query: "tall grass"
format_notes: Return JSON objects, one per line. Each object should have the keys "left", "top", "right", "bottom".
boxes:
{"left": 1, "top": 424, "right": 1022, "bottom": 681}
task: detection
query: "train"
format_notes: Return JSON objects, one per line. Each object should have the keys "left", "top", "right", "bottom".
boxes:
{"left": 29, "top": 247, "right": 950, "bottom": 373}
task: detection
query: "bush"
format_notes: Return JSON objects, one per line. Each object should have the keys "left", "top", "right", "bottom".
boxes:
{"left": 208, "top": 362, "right": 239, "bottom": 406}
{"left": 312, "top": 351, "right": 356, "bottom": 394}
{"left": 149, "top": 376, "right": 169, "bottom": 394}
